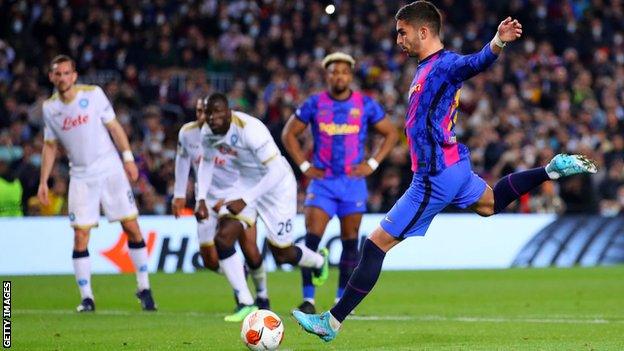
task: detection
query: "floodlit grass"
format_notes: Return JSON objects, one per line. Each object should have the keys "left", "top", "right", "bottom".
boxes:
{"left": 7, "top": 266, "right": 624, "bottom": 350}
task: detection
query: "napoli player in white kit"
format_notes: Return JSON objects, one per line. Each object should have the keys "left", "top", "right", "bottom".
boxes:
{"left": 38, "top": 55, "right": 156, "bottom": 312}
{"left": 172, "top": 97, "right": 269, "bottom": 310}
{"left": 195, "top": 93, "right": 330, "bottom": 322}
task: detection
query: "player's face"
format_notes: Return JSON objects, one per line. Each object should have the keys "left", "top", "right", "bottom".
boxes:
{"left": 195, "top": 99, "right": 206, "bottom": 124}
{"left": 48, "top": 61, "right": 77, "bottom": 93}
{"left": 206, "top": 100, "right": 231, "bottom": 135}
{"left": 396, "top": 20, "right": 422, "bottom": 57}
{"left": 326, "top": 61, "right": 353, "bottom": 95}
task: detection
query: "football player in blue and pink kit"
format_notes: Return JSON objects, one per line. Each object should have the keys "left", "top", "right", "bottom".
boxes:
{"left": 293, "top": 1, "right": 597, "bottom": 342}
{"left": 282, "top": 52, "right": 398, "bottom": 313}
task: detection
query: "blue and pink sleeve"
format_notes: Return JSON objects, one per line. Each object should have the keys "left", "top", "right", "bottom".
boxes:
{"left": 447, "top": 43, "right": 498, "bottom": 83}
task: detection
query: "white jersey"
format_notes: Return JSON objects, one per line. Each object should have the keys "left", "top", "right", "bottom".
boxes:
{"left": 42, "top": 84, "right": 119, "bottom": 178}
{"left": 174, "top": 121, "right": 238, "bottom": 199}
{"left": 199, "top": 111, "right": 294, "bottom": 202}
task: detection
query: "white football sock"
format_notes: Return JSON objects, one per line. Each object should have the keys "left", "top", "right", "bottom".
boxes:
{"left": 328, "top": 311, "right": 342, "bottom": 331}
{"left": 296, "top": 244, "right": 324, "bottom": 269}
{"left": 73, "top": 256, "right": 93, "bottom": 300}
{"left": 128, "top": 246, "right": 150, "bottom": 290}
{"left": 220, "top": 252, "right": 254, "bottom": 305}
{"left": 249, "top": 263, "right": 268, "bottom": 299}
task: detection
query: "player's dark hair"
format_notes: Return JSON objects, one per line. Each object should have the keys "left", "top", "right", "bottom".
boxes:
{"left": 50, "top": 54, "right": 76, "bottom": 71}
{"left": 204, "top": 93, "right": 229, "bottom": 109}
{"left": 395, "top": 1, "right": 442, "bottom": 36}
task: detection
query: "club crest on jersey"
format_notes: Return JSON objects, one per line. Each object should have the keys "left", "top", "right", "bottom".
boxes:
{"left": 79, "top": 98, "right": 89, "bottom": 108}
{"left": 62, "top": 115, "right": 89, "bottom": 131}
{"left": 409, "top": 83, "right": 422, "bottom": 97}
{"left": 349, "top": 108, "right": 361, "bottom": 118}
{"left": 230, "top": 134, "right": 239, "bottom": 146}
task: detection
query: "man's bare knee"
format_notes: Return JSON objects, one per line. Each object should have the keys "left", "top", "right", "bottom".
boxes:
{"left": 73, "top": 229, "right": 90, "bottom": 250}
{"left": 270, "top": 245, "right": 294, "bottom": 265}
{"left": 121, "top": 219, "right": 143, "bottom": 242}
{"left": 200, "top": 246, "right": 219, "bottom": 271}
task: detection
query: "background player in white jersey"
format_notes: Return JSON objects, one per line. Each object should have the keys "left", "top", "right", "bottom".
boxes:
{"left": 172, "top": 97, "right": 269, "bottom": 309}
{"left": 38, "top": 55, "right": 156, "bottom": 312}
{"left": 195, "top": 93, "right": 330, "bottom": 322}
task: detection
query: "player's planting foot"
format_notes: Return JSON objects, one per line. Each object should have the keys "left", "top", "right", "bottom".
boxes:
{"left": 136, "top": 289, "right": 157, "bottom": 311}
{"left": 292, "top": 310, "right": 339, "bottom": 342}
{"left": 296, "top": 300, "right": 316, "bottom": 314}
{"left": 546, "top": 154, "right": 597, "bottom": 179}
{"left": 76, "top": 297, "right": 95, "bottom": 312}
{"left": 311, "top": 248, "right": 329, "bottom": 287}
{"left": 224, "top": 304, "right": 258, "bottom": 322}
{"left": 255, "top": 297, "right": 271, "bottom": 310}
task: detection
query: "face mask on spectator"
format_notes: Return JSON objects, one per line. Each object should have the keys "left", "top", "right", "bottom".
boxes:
{"left": 154, "top": 202, "right": 166, "bottom": 215}
{"left": 114, "top": 9, "right": 123, "bottom": 22}
{"left": 30, "top": 154, "right": 41, "bottom": 167}
{"left": 12, "top": 20, "right": 23, "bottom": 33}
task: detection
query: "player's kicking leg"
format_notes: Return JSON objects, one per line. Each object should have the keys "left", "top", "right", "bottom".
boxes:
{"left": 293, "top": 227, "right": 399, "bottom": 341}
{"left": 471, "top": 153, "right": 597, "bottom": 216}
{"left": 73, "top": 226, "right": 96, "bottom": 312}
{"left": 121, "top": 218, "right": 157, "bottom": 311}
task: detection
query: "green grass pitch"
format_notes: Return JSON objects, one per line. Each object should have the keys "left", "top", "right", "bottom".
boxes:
{"left": 7, "top": 266, "right": 624, "bottom": 350}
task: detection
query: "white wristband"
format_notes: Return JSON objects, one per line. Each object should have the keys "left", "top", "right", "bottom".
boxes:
{"left": 299, "top": 161, "right": 311, "bottom": 173}
{"left": 493, "top": 32, "right": 506, "bottom": 48}
{"left": 367, "top": 158, "right": 379, "bottom": 171}
{"left": 122, "top": 150, "right": 135, "bottom": 162}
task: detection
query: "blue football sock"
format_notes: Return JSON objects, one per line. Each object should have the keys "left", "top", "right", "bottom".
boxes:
{"left": 494, "top": 167, "right": 550, "bottom": 213}
{"left": 301, "top": 233, "right": 321, "bottom": 300}
{"left": 337, "top": 238, "right": 359, "bottom": 299}
{"left": 330, "top": 239, "right": 385, "bottom": 322}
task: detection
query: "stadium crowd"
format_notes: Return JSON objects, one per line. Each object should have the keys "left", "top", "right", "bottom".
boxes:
{"left": 0, "top": 0, "right": 622, "bottom": 217}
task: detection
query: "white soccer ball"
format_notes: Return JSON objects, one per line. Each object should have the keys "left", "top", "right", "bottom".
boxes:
{"left": 241, "top": 309, "right": 284, "bottom": 351}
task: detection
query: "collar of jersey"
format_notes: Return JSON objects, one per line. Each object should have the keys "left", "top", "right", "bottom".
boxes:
{"left": 326, "top": 90, "right": 353, "bottom": 102}
{"left": 211, "top": 122, "right": 235, "bottom": 145}
{"left": 59, "top": 88, "right": 80, "bottom": 105}
{"left": 418, "top": 48, "right": 445, "bottom": 67}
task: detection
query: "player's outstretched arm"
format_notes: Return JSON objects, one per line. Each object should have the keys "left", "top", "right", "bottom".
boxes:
{"left": 172, "top": 132, "right": 192, "bottom": 218}
{"left": 490, "top": 17, "right": 523, "bottom": 55}
{"left": 227, "top": 156, "right": 288, "bottom": 215}
{"left": 449, "top": 17, "right": 522, "bottom": 83}
{"left": 105, "top": 119, "right": 138, "bottom": 181}
{"left": 38, "top": 140, "right": 58, "bottom": 206}
{"left": 281, "top": 115, "right": 324, "bottom": 179}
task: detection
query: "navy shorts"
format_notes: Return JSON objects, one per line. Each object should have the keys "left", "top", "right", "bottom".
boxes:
{"left": 305, "top": 176, "right": 367, "bottom": 218}
{"left": 380, "top": 159, "right": 487, "bottom": 239}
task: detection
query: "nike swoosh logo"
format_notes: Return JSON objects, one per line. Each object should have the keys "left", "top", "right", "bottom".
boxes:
{"left": 384, "top": 216, "right": 393, "bottom": 223}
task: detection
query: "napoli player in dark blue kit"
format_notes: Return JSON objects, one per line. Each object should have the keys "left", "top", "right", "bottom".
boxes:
{"left": 293, "top": 1, "right": 597, "bottom": 342}
{"left": 282, "top": 52, "right": 398, "bottom": 313}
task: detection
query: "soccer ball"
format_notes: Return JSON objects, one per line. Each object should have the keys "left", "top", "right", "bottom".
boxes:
{"left": 241, "top": 309, "right": 284, "bottom": 351}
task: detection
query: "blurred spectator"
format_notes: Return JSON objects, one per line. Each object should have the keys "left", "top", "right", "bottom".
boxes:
{"left": 0, "top": 153, "right": 23, "bottom": 216}
{"left": 1, "top": 0, "right": 623, "bottom": 216}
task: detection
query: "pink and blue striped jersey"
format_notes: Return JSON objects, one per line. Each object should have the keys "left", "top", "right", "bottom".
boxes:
{"left": 406, "top": 43, "right": 498, "bottom": 174}
{"left": 295, "top": 91, "right": 385, "bottom": 177}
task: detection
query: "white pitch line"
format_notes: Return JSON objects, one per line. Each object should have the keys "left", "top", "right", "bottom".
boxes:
{"left": 14, "top": 309, "right": 222, "bottom": 317}
{"left": 14, "top": 310, "right": 623, "bottom": 325}
{"left": 349, "top": 315, "right": 623, "bottom": 324}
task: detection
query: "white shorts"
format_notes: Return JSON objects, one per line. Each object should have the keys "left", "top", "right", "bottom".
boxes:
{"left": 68, "top": 162, "right": 138, "bottom": 229}
{"left": 220, "top": 173, "right": 297, "bottom": 248}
